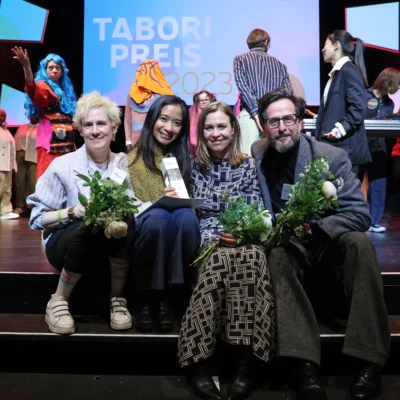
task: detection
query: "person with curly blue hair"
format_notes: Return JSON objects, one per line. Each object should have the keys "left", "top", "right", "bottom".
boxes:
{"left": 12, "top": 47, "right": 77, "bottom": 178}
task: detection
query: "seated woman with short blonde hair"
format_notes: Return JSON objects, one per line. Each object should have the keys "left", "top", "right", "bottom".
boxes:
{"left": 28, "top": 91, "right": 137, "bottom": 335}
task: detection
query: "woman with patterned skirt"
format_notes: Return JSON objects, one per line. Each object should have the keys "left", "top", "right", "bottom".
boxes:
{"left": 178, "top": 102, "right": 275, "bottom": 400}
{"left": 12, "top": 47, "right": 77, "bottom": 178}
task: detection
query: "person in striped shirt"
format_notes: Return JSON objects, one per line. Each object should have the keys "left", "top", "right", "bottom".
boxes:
{"left": 233, "top": 28, "right": 291, "bottom": 155}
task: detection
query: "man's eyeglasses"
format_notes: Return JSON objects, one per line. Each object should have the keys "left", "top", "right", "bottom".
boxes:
{"left": 264, "top": 114, "right": 297, "bottom": 129}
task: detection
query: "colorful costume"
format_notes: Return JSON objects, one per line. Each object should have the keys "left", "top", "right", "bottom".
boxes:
{"left": 14, "top": 122, "right": 38, "bottom": 209}
{"left": 188, "top": 104, "right": 202, "bottom": 155}
{"left": 25, "top": 81, "right": 75, "bottom": 178}
{"left": 0, "top": 127, "right": 17, "bottom": 216}
{"left": 125, "top": 60, "right": 173, "bottom": 146}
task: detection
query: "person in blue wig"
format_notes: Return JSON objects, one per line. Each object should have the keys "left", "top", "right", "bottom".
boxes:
{"left": 12, "top": 47, "right": 77, "bottom": 178}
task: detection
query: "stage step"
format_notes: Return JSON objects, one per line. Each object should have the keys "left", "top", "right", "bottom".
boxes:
{"left": 0, "top": 313, "right": 179, "bottom": 343}
{"left": 2, "top": 269, "right": 399, "bottom": 314}
{"left": 1, "top": 313, "right": 400, "bottom": 343}
{"left": 1, "top": 313, "right": 400, "bottom": 377}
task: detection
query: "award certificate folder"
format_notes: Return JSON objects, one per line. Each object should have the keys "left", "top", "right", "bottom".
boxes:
{"left": 137, "top": 196, "right": 205, "bottom": 216}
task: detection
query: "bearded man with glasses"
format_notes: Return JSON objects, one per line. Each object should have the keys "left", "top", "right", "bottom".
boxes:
{"left": 251, "top": 88, "right": 390, "bottom": 400}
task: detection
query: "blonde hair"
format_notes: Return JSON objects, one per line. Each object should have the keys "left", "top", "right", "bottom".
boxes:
{"left": 73, "top": 91, "right": 121, "bottom": 128}
{"left": 197, "top": 102, "right": 245, "bottom": 172}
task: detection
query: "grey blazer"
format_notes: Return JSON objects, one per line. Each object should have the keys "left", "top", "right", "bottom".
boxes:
{"left": 251, "top": 134, "right": 371, "bottom": 241}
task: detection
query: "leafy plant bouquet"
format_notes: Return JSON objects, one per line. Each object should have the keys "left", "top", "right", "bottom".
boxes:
{"left": 76, "top": 171, "right": 138, "bottom": 239}
{"left": 265, "top": 156, "right": 343, "bottom": 248}
{"left": 191, "top": 195, "right": 272, "bottom": 266}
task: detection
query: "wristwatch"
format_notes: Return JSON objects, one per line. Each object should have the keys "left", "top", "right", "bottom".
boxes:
{"left": 67, "top": 207, "right": 75, "bottom": 221}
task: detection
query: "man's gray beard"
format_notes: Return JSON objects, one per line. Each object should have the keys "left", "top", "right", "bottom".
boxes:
{"left": 270, "top": 133, "right": 300, "bottom": 154}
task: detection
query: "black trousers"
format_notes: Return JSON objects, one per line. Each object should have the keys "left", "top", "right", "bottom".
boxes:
{"left": 267, "top": 231, "right": 390, "bottom": 367}
{"left": 46, "top": 221, "right": 133, "bottom": 274}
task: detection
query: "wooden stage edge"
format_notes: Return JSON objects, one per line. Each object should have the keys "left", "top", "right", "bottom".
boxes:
{"left": 0, "top": 214, "right": 399, "bottom": 275}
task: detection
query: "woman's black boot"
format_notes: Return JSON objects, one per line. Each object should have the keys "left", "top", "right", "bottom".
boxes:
{"left": 135, "top": 292, "right": 153, "bottom": 332}
{"left": 227, "top": 347, "right": 256, "bottom": 400}
{"left": 156, "top": 295, "right": 174, "bottom": 332}
{"left": 186, "top": 361, "right": 221, "bottom": 400}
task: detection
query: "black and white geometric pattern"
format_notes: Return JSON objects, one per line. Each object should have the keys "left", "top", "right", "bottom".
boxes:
{"left": 178, "top": 244, "right": 275, "bottom": 367}
{"left": 190, "top": 157, "right": 263, "bottom": 251}
{"left": 177, "top": 157, "right": 275, "bottom": 367}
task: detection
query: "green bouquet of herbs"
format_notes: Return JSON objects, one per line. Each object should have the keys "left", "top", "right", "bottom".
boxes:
{"left": 265, "top": 156, "right": 343, "bottom": 248}
{"left": 191, "top": 196, "right": 272, "bottom": 266}
{"left": 76, "top": 171, "right": 138, "bottom": 239}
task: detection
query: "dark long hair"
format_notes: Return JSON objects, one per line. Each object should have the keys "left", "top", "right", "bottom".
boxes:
{"left": 327, "top": 30, "right": 368, "bottom": 87}
{"left": 130, "top": 95, "right": 191, "bottom": 186}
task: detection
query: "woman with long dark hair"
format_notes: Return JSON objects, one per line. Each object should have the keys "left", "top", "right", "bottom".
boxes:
{"left": 128, "top": 95, "right": 200, "bottom": 333}
{"left": 316, "top": 30, "right": 371, "bottom": 174}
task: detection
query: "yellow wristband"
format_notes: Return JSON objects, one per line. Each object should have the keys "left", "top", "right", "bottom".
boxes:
{"left": 57, "top": 209, "right": 64, "bottom": 225}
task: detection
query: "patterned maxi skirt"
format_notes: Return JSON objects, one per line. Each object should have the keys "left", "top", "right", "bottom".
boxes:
{"left": 177, "top": 244, "right": 275, "bottom": 367}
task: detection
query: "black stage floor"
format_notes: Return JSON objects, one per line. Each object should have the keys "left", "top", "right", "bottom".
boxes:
{"left": 1, "top": 373, "right": 400, "bottom": 400}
